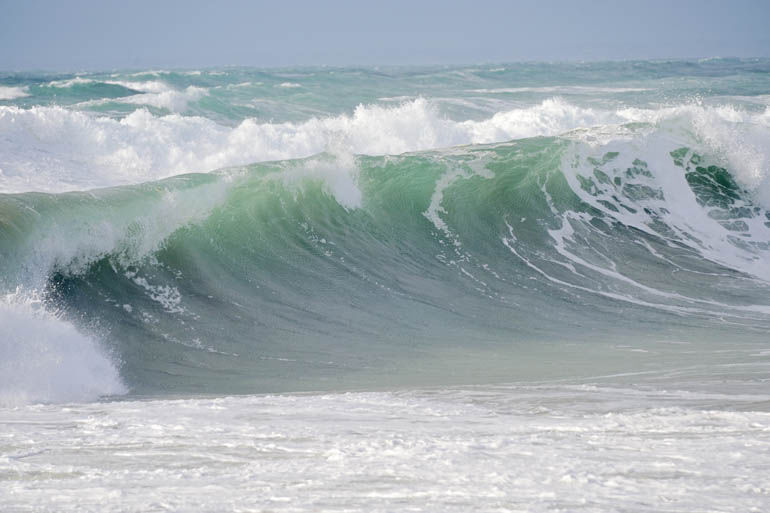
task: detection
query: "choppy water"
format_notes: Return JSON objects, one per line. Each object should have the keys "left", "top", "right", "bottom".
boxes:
{"left": 4, "top": 382, "right": 770, "bottom": 513}
{"left": 1, "top": 60, "right": 770, "bottom": 511}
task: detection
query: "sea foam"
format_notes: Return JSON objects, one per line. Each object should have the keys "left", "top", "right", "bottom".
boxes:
{"left": 0, "top": 86, "right": 30, "bottom": 100}
{"left": 0, "top": 290, "right": 125, "bottom": 406}
{"left": 2, "top": 98, "right": 768, "bottom": 203}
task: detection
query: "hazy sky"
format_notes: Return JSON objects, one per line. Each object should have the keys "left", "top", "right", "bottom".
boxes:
{"left": 1, "top": 0, "right": 769, "bottom": 70}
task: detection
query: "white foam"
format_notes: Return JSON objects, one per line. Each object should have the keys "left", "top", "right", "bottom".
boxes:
{"left": 471, "top": 86, "right": 650, "bottom": 94}
{"left": 0, "top": 86, "right": 30, "bottom": 100}
{"left": 276, "top": 152, "right": 362, "bottom": 209}
{"left": 0, "top": 98, "right": 644, "bottom": 193}
{"left": 103, "top": 79, "right": 170, "bottom": 93}
{"left": 57, "top": 80, "right": 208, "bottom": 112}
{"left": 424, "top": 154, "right": 495, "bottom": 238}
{"left": 124, "top": 270, "right": 185, "bottom": 314}
{"left": 116, "top": 85, "right": 208, "bottom": 112}
{"left": 1, "top": 98, "right": 769, "bottom": 211}
{"left": 0, "top": 98, "right": 620, "bottom": 193}
{"left": 461, "top": 97, "right": 623, "bottom": 143}
{"left": 43, "top": 77, "right": 95, "bottom": 88}
{"left": 689, "top": 105, "right": 770, "bottom": 206}
{"left": 67, "top": 80, "right": 209, "bottom": 112}
{"left": 0, "top": 289, "right": 125, "bottom": 406}
{"left": 593, "top": 103, "right": 770, "bottom": 204}
{"left": 0, "top": 179, "right": 230, "bottom": 406}
{"left": 1, "top": 384, "right": 768, "bottom": 510}
{"left": 560, "top": 128, "right": 770, "bottom": 283}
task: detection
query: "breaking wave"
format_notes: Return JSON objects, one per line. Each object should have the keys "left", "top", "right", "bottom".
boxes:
{"left": 2, "top": 62, "right": 770, "bottom": 404}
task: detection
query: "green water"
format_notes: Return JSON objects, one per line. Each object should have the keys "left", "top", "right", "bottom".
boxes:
{"left": 1, "top": 60, "right": 769, "bottom": 399}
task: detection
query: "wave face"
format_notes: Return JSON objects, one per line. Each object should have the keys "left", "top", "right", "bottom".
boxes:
{"left": 2, "top": 60, "right": 770, "bottom": 403}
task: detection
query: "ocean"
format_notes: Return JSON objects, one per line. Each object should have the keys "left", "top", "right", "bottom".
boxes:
{"left": 1, "top": 60, "right": 769, "bottom": 511}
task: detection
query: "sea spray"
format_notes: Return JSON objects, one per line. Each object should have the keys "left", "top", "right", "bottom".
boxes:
{"left": 0, "top": 288, "right": 125, "bottom": 406}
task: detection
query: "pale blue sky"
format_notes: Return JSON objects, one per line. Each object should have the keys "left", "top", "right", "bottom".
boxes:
{"left": 1, "top": 0, "right": 769, "bottom": 70}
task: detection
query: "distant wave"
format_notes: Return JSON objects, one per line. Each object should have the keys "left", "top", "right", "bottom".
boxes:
{"left": 0, "top": 86, "right": 30, "bottom": 100}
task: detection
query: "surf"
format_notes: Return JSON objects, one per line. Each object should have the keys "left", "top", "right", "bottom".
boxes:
{"left": 2, "top": 61, "right": 770, "bottom": 405}
{"left": 2, "top": 139, "right": 770, "bottom": 403}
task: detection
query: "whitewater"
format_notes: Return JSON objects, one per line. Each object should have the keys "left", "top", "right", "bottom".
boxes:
{"left": 1, "top": 60, "right": 770, "bottom": 511}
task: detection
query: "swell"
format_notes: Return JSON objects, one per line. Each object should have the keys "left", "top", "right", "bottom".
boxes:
{"left": 3, "top": 136, "right": 770, "bottom": 402}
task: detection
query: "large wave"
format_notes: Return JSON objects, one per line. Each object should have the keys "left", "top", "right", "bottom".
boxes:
{"left": 2, "top": 67, "right": 770, "bottom": 404}
{"left": 2, "top": 136, "right": 770, "bottom": 404}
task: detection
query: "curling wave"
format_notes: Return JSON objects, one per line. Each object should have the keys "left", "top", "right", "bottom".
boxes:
{"left": 2, "top": 62, "right": 770, "bottom": 404}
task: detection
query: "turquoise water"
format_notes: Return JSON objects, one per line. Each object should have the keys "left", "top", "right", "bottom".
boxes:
{"left": 2, "top": 59, "right": 770, "bottom": 513}
{"left": 1, "top": 60, "right": 770, "bottom": 402}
